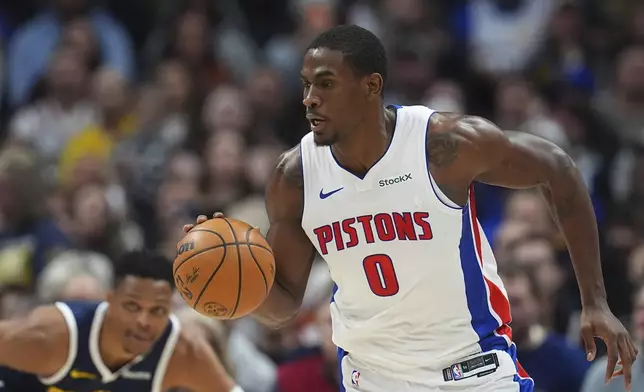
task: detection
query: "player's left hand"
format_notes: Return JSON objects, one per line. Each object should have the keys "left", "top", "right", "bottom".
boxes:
{"left": 580, "top": 303, "right": 639, "bottom": 390}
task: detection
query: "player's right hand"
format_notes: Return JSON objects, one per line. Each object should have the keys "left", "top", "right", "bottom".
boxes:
{"left": 183, "top": 212, "right": 225, "bottom": 233}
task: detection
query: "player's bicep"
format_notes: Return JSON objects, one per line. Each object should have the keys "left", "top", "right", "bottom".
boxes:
{"left": 472, "top": 128, "right": 568, "bottom": 189}
{"left": 0, "top": 305, "right": 67, "bottom": 376}
{"left": 264, "top": 148, "right": 316, "bottom": 303}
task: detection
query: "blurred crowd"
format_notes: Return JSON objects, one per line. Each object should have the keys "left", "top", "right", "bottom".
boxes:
{"left": 0, "top": 0, "right": 644, "bottom": 391}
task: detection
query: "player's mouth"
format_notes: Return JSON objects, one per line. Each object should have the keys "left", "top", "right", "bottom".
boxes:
{"left": 306, "top": 113, "right": 327, "bottom": 132}
{"left": 127, "top": 330, "right": 154, "bottom": 342}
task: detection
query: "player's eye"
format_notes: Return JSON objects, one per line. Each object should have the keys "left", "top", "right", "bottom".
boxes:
{"left": 302, "top": 81, "right": 311, "bottom": 89}
{"left": 150, "top": 306, "right": 168, "bottom": 317}
{"left": 321, "top": 80, "right": 333, "bottom": 88}
{"left": 123, "top": 301, "right": 141, "bottom": 313}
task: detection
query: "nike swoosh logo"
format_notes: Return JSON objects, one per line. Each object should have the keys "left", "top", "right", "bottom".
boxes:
{"left": 319, "top": 187, "right": 344, "bottom": 199}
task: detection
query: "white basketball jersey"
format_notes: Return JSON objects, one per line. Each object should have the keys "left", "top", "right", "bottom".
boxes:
{"left": 300, "top": 106, "right": 513, "bottom": 383}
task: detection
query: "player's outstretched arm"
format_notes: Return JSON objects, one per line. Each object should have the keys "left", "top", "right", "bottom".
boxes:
{"left": 0, "top": 305, "right": 68, "bottom": 376}
{"left": 163, "top": 327, "right": 239, "bottom": 392}
{"left": 255, "top": 145, "right": 317, "bottom": 329}
{"left": 430, "top": 114, "right": 638, "bottom": 390}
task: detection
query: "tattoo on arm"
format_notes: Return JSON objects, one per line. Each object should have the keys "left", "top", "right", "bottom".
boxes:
{"left": 427, "top": 133, "right": 460, "bottom": 169}
{"left": 276, "top": 146, "right": 304, "bottom": 189}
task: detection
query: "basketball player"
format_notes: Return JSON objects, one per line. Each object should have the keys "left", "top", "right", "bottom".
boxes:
{"left": 186, "top": 25, "right": 638, "bottom": 391}
{"left": 0, "top": 250, "right": 241, "bottom": 392}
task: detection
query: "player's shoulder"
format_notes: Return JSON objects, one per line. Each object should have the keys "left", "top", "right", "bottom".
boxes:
{"left": 273, "top": 144, "right": 304, "bottom": 190}
{"left": 23, "top": 304, "right": 70, "bottom": 336}
{"left": 167, "top": 323, "right": 212, "bottom": 370}
{"left": 428, "top": 112, "right": 500, "bottom": 136}
{"left": 425, "top": 111, "right": 504, "bottom": 169}
{"left": 0, "top": 304, "right": 70, "bottom": 351}
{"left": 163, "top": 322, "right": 234, "bottom": 391}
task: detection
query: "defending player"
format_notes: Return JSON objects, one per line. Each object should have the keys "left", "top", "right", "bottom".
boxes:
{"left": 0, "top": 250, "right": 241, "bottom": 392}
{"left": 186, "top": 25, "right": 638, "bottom": 392}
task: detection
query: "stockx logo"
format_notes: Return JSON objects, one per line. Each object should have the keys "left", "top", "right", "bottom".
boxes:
{"left": 379, "top": 173, "right": 412, "bottom": 187}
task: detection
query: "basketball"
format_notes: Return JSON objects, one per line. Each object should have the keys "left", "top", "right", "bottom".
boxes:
{"left": 173, "top": 217, "right": 275, "bottom": 319}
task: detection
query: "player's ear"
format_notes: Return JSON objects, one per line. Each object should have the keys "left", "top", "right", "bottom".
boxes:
{"left": 366, "top": 73, "right": 383, "bottom": 100}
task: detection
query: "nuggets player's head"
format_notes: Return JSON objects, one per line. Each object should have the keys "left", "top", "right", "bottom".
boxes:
{"left": 302, "top": 25, "right": 387, "bottom": 146}
{"left": 106, "top": 250, "right": 174, "bottom": 355}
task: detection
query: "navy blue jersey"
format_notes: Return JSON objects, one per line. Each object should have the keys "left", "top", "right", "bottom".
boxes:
{"left": 0, "top": 366, "right": 46, "bottom": 392}
{"left": 26, "top": 301, "right": 180, "bottom": 392}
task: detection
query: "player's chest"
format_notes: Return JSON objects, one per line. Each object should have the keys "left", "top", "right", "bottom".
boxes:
{"left": 312, "top": 168, "right": 428, "bottom": 209}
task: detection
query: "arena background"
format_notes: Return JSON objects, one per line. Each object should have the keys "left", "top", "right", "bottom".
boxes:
{"left": 0, "top": 1, "right": 643, "bottom": 391}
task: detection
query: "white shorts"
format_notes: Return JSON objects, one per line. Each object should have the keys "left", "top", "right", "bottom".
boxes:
{"left": 338, "top": 347, "right": 534, "bottom": 392}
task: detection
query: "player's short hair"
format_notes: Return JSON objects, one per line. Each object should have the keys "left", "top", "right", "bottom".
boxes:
{"left": 113, "top": 250, "right": 174, "bottom": 288}
{"left": 307, "top": 25, "right": 387, "bottom": 92}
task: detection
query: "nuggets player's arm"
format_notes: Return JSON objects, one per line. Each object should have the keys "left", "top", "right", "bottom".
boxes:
{"left": 428, "top": 113, "right": 606, "bottom": 306}
{"left": 0, "top": 305, "right": 68, "bottom": 376}
{"left": 254, "top": 145, "right": 316, "bottom": 328}
{"left": 163, "top": 328, "right": 237, "bottom": 392}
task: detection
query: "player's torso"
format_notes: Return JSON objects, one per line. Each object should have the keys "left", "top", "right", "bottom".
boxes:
{"left": 41, "top": 301, "right": 180, "bottom": 392}
{"left": 300, "top": 106, "right": 510, "bottom": 378}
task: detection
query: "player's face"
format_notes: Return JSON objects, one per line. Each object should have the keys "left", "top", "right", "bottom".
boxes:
{"left": 301, "top": 48, "right": 371, "bottom": 146}
{"left": 107, "top": 276, "right": 173, "bottom": 355}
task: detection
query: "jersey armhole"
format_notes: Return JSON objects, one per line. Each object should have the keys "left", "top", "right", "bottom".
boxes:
{"left": 150, "top": 315, "right": 182, "bottom": 392}
{"left": 39, "top": 302, "right": 79, "bottom": 385}
{"left": 423, "top": 110, "right": 465, "bottom": 214}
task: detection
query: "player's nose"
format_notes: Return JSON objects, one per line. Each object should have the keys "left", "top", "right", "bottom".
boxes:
{"left": 302, "top": 94, "right": 320, "bottom": 108}
{"left": 135, "top": 313, "right": 152, "bottom": 330}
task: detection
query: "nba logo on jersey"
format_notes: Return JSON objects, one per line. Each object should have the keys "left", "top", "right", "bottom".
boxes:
{"left": 351, "top": 370, "right": 360, "bottom": 386}
{"left": 451, "top": 364, "right": 464, "bottom": 380}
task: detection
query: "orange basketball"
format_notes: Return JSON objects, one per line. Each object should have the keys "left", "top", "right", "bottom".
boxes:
{"left": 173, "top": 217, "right": 275, "bottom": 319}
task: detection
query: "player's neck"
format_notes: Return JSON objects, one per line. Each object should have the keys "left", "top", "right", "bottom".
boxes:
{"left": 332, "top": 105, "right": 395, "bottom": 176}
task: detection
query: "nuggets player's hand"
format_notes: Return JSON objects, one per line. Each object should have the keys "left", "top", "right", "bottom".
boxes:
{"left": 182, "top": 213, "right": 225, "bottom": 233}
{"left": 580, "top": 304, "right": 638, "bottom": 390}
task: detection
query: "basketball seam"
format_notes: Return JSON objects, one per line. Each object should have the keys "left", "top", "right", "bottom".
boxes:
{"left": 191, "top": 230, "right": 228, "bottom": 310}
{"left": 174, "top": 242, "right": 269, "bottom": 275}
{"left": 221, "top": 218, "right": 243, "bottom": 319}
{"left": 189, "top": 228, "right": 273, "bottom": 254}
{"left": 174, "top": 241, "right": 226, "bottom": 274}
{"left": 245, "top": 227, "right": 269, "bottom": 295}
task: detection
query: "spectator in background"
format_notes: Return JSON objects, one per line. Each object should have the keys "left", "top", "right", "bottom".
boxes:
{"left": 593, "top": 45, "right": 644, "bottom": 146}
{"left": 274, "top": 300, "right": 337, "bottom": 392}
{"left": 504, "top": 190, "right": 555, "bottom": 237}
{"left": 502, "top": 263, "right": 590, "bottom": 392}
{"left": 162, "top": 10, "right": 230, "bottom": 102}
{"left": 35, "top": 249, "right": 113, "bottom": 303}
{"left": 7, "top": 0, "right": 134, "bottom": 107}
{"left": 59, "top": 17, "right": 102, "bottom": 72}
{"left": 456, "top": 0, "right": 556, "bottom": 77}
{"left": 8, "top": 46, "right": 95, "bottom": 182}
{"left": 493, "top": 220, "right": 533, "bottom": 265}
{"left": 0, "top": 146, "right": 69, "bottom": 288}
{"left": 581, "top": 283, "right": 644, "bottom": 392}
{"left": 495, "top": 76, "right": 570, "bottom": 149}
{"left": 153, "top": 151, "right": 203, "bottom": 254}
{"left": 58, "top": 67, "right": 136, "bottom": 189}
{"left": 202, "top": 130, "right": 248, "bottom": 213}
{"left": 60, "top": 183, "right": 142, "bottom": 261}
{"left": 529, "top": 1, "right": 595, "bottom": 92}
